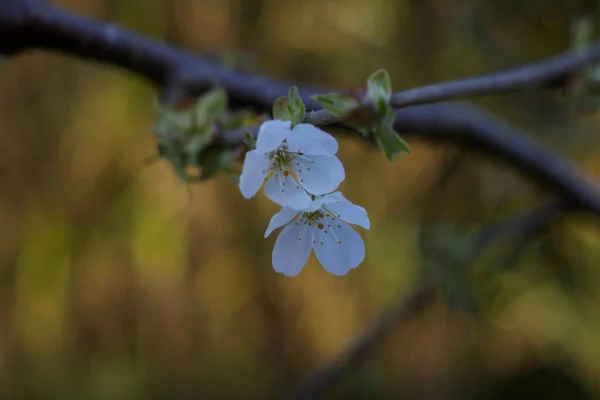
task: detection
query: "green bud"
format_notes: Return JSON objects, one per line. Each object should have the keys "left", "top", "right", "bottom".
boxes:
{"left": 288, "top": 85, "right": 306, "bottom": 125}
{"left": 194, "top": 87, "right": 228, "bottom": 129}
{"left": 311, "top": 93, "right": 360, "bottom": 118}
{"left": 272, "top": 86, "right": 306, "bottom": 126}
{"left": 273, "top": 96, "right": 293, "bottom": 121}
{"left": 367, "top": 69, "right": 392, "bottom": 118}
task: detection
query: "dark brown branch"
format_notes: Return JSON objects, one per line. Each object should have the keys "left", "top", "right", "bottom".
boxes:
{"left": 392, "top": 104, "right": 600, "bottom": 215}
{"left": 0, "top": 0, "right": 328, "bottom": 106}
{"left": 290, "top": 201, "right": 564, "bottom": 399}
{"left": 388, "top": 42, "right": 600, "bottom": 108}
{"left": 2, "top": 1, "right": 598, "bottom": 217}
{"left": 227, "top": 103, "right": 600, "bottom": 216}
{"left": 3, "top": 1, "right": 600, "bottom": 108}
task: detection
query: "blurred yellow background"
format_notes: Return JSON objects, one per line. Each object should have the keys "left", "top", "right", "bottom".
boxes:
{"left": 1, "top": 0, "right": 600, "bottom": 398}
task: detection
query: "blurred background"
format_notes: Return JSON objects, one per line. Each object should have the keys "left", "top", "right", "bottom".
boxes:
{"left": 2, "top": 0, "right": 600, "bottom": 398}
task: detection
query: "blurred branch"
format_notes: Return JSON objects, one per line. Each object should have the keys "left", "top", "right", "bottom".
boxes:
{"left": 468, "top": 200, "right": 565, "bottom": 255}
{"left": 289, "top": 276, "right": 440, "bottom": 400}
{"left": 290, "top": 200, "right": 565, "bottom": 399}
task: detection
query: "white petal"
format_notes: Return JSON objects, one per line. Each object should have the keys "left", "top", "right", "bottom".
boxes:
{"left": 299, "top": 196, "right": 328, "bottom": 213}
{"left": 323, "top": 191, "right": 345, "bottom": 202}
{"left": 313, "top": 218, "right": 365, "bottom": 275}
{"left": 272, "top": 223, "right": 313, "bottom": 277}
{"left": 286, "top": 124, "right": 338, "bottom": 155}
{"left": 239, "top": 150, "right": 270, "bottom": 199}
{"left": 264, "top": 173, "right": 312, "bottom": 209}
{"left": 264, "top": 208, "right": 299, "bottom": 238}
{"left": 324, "top": 193, "right": 370, "bottom": 229}
{"left": 256, "top": 120, "right": 291, "bottom": 152}
{"left": 294, "top": 155, "right": 345, "bottom": 195}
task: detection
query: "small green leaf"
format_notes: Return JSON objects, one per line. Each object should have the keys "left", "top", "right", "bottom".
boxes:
{"left": 383, "top": 106, "right": 396, "bottom": 127}
{"left": 185, "top": 132, "right": 212, "bottom": 159}
{"left": 244, "top": 130, "right": 256, "bottom": 149}
{"left": 373, "top": 123, "right": 410, "bottom": 162}
{"left": 311, "top": 93, "right": 360, "bottom": 117}
{"left": 195, "top": 88, "right": 228, "bottom": 128}
{"left": 273, "top": 96, "right": 293, "bottom": 121}
{"left": 272, "top": 87, "right": 306, "bottom": 125}
{"left": 352, "top": 124, "right": 371, "bottom": 138}
{"left": 154, "top": 108, "right": 192, "bottom": 137}
{"left": 288, "top": 85, "right": 306, "bottom": 125}
{"left": 367, "top": 69, "right": 392, "bottom": 106}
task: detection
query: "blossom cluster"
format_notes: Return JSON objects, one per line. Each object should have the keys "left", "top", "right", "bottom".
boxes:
{"left": 239, "top": 120, "right": 370, "bottom": 276}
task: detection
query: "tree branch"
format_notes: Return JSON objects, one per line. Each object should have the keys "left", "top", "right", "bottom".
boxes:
{"left": 3, "top": 0, "right": 600, "bottom": 108}
{"left": 387, "top": 42, "right": 600, "bottom": 108}
{"left": 289, "top": 276, "right": 440, "bottom": 400}
{"left": 2, "top": 1, "right": 599, "bottom": 216}
{"left": 0, "top": 0, "right": 328, "bottom": 106}
{"left": 289, "top": 201, "right": 564, "bottom": 399}
{"left": 227, "top": 103, "right": 600, "bottom": 216}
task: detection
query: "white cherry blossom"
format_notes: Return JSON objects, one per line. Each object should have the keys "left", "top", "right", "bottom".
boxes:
{"left": 265, "top": 192, "right": 370, "bottom": 276}
{"left": 239, "top": 120, "right": 345, "bottom": 209}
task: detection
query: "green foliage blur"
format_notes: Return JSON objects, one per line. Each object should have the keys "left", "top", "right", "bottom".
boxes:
{"left": 1, "top": 0, "right": 600, "bottom": 398}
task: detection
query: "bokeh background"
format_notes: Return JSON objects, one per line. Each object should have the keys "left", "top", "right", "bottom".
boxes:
{"left": 2, "top": 0, "right": 600, "bottom": 398}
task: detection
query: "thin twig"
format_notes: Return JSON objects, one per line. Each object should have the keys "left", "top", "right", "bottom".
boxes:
{"left": 289, "top": 276, "right": 440, "bottom": 400}
{"left": 388, "top": 43, "right": 600, "bottom": 108}
{"left": 467, "top": 200, "right": 566, "bottom": 256}
{"left": 290, "top": 200, "right": 565, "bottom": 399}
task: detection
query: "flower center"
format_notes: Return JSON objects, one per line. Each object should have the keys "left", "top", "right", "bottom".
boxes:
{"left": 304, "top": 210, "right": 325, "bottom": 222}
{"left": 268, "top": 144, "right": 293, "bottom": 172}
{"left": 293, "top": 208, "right": 343, "bottom": 245}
